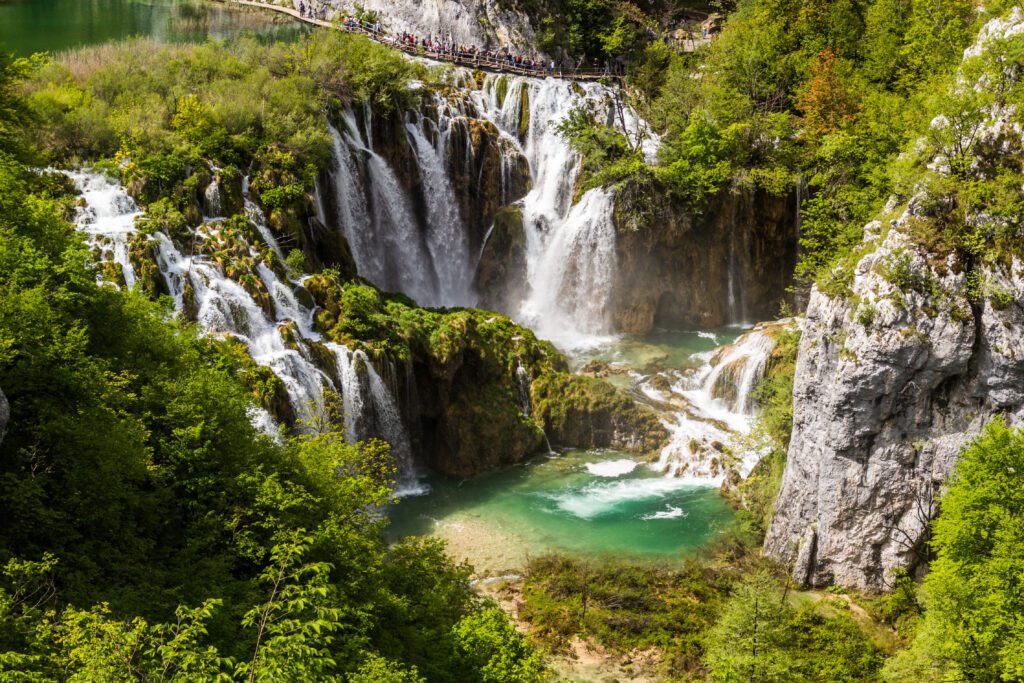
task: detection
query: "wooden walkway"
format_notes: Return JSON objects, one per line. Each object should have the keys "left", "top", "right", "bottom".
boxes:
{"left": 221, "top": 0, "right": 618, "bottom": 81}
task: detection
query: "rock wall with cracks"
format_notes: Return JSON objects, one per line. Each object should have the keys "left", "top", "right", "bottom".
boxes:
{"left": 765, "top": 220, "right": 1024, "bottom": 591}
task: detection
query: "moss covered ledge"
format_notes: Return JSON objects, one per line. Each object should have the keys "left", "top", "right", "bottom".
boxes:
{"left": 531, "top": 373, "right": 668, "bottom": 455}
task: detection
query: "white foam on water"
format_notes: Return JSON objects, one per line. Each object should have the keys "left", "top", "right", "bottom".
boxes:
{"left": 585, "top": 458, "right": 638, "bottom": 477}
{"left": 642, "top": 505, "right": 687, "bottom": 520}
{"left": 544, "top": 476, "right": 703, "bottom": 520}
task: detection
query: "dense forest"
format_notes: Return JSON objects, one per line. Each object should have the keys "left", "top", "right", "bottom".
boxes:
{"left": 1, "top": 0, "right": 1023, "bottom": 680}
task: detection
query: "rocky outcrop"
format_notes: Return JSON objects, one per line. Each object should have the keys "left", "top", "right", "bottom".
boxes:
{"left": 610, "top": 183, "right": 799, "bottom": 334}
{"left": 280, "top": 0, "right": 542, "bottom": 54}
{"left": 766, "top": 9, "right": 1024, "bottom": 591}
{"left": 531, "top": 373, "right": 668, "bottom": 454}
{"left": 475, "top": 205, "right": 529, "bottom": 313}
{"left": 765, "top": 223, "right": 1024, "bottom": 590}
{"left": 308, "top": 279, "right": 662, "bottom": 477}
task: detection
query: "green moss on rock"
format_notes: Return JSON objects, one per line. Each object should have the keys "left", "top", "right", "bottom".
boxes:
{"left": 531, "top": 373, "right": 668, "bottom": 454}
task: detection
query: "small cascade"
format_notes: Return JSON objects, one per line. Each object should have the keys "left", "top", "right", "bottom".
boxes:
{"left": 636, "top": 326, "right": 781, "bottom": 482}
{"left": 513, "top": 362, "right": 532, "bottom": 416}
{"left": 203, "top": 175, "right": 223, "bottom": 219}
{"left": 71, "top": 168, "right": 423, "bottom": 492}
{"left": 330, "top": 343, "right": 371, "bottom": 443}
{"left": 66, "top": 170, "right": 142, "bottom": 289}
{"left": 152, "top": 231, "right": 331, "bottom": 425}
{"left": 366, "top": 360, "right": 425, "bottom": 495}
{"left": 702, "top": 330, "right": 776, "bottom": 414}
{"left": 242, "top": 177, "right": 284, "bottom": 260}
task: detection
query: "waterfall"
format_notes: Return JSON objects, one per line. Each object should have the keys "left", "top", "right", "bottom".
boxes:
{"left": 320, "top": 72, "right": 640, "bottom": 339}
{"left": 467, "top": 76, "right": 627, "bottom": 346}
{"left": 204, "top": 176, "right": 222, "bottom": 219}
{"left": 71, "top": 169, "right": 423, "bottom": 492}
{"left": 640, "top": 327, "right": 780, "bottom": 482}
{"left": 243, "top": 178, "right": 284, "bottom": 260}
{"left": 328, "top": 119, "right": 439, "bottom": 305}
{"left": 67, "top": 170, "right": 142, "bottom": 290}
{"left": 514, "top": 363, "right": 532, "bottom": 416}
{"left": 405, "top": 113, "right": 473, "bottom": 305}
{"left": 519, "top": 188, "right": 618, "bottom": 345}
{"left": 702, "top": 330, "right": 776, "bottom": 414}
{"left": 366, "top": 359, "right": 424, "bottom": 495}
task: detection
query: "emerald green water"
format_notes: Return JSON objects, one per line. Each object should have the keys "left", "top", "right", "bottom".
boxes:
{"left": 388, "top": 450, "right": 736, "bottom": 571}
{"left": 388, "top": 328, "right": 749, "bottom": 572}
{"left": 0, "top": 0, "right": 306, "bottom": 56}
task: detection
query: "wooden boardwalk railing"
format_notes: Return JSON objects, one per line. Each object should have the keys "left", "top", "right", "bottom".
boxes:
{"left": 222, "top": 0, "right": 619, "bottom": 81}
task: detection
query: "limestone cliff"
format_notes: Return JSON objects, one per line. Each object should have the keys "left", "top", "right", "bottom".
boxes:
{"left": 765, "top": 10, "right": 1024, "bottom": 591}
{"left": 280, "top": 0, "right": 541, "bottom": 54}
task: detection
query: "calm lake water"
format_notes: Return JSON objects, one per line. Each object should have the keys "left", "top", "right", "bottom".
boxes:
{"left": 0, "top": 0, "right": 307, "bottom": 55}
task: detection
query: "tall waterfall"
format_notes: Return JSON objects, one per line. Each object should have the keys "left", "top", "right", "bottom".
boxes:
{"left": 68, "top": 169, "right": 424, "bottom": 493}
{"left": 405, "top": 112, "right": 473, "bottom": 306}
{"left": 322, "top": 73, "right": 649, "bottom": 345}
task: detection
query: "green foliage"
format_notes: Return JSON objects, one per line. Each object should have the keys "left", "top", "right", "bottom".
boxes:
{"left": 884, "top": 418, "right": 1024, "bottom": 682}
{"left": 521, "top": 555, "right": 732, "bottom": 677}
{"left": 705, "top": 572, "right": 885, "bottom": 681}
{"left": 350, "top": 653, "right": 426, "bottom": 683}
{"left": 0, "top": 56, "right": 542, "bottom": 680}
{"left": 555, "top": 105, "right": 649, "bottom": 197}
{"left": 285, "top": 248, "right": 309, "bottom": 275}
{"left": 620, "top": 0, "right": 1014, "bottom": 286}
{"left": 23, "top": 32, "right": 422, "bottom": 212}
{"left": 452, "top": 608, "right": 553, "bottom": 683}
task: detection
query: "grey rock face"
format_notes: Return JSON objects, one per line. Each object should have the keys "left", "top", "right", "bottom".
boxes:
{"left": 766, "top": 9, "right": 1024, "bottom": 592}
{"left": 764, "top": 225, "right": 1024, "bottom": 590}
{"left": 288, "top": 0, "right": 542, "bottom": 55}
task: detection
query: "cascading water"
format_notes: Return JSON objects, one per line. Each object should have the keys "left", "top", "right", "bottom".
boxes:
{"left": 70, "top": 169, "right": 424, "bottom": 493}
{"left": 518, "top": 188, "right": 618, "bottom": 344}
{"left": 67, "top": 170, "right": 142, "bottom": 289}
{"left": 642, "top": 326, "right": 781, "bottom": 482}
{"left": 405, "top": 112, "right": 473, "bottom": 305}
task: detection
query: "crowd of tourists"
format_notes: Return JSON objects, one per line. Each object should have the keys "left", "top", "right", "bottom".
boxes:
{"left": 292, "top": 1, "right": 618, "bottom": 77}
{"left": 396, "top": 32, "right": 557, "bottom": 74}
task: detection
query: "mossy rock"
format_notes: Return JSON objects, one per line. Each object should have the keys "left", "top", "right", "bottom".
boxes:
{"left": 531, "top": 373, "right": 668, "bottom": 454}
{"left": 128, "top": 234, "right": 169, "bottom": 298}
{"left": 217, "top": 165, "right": 245, "bottom": 217}
{"left": 434, "top": 381, "right": 546, "bottom": 477}
{"left": 518, "top": 85, "right": 531, "bottom": 140}
{"left": 475, "top": 204, "right": 529, "bottom": 313}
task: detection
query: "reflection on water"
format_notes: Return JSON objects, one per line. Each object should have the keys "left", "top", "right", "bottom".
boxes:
{"left": 0, "top": 0, "right": 307, "bottom": 55}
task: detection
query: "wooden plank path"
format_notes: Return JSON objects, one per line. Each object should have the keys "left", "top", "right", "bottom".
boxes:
{"left": 220, "top": 0, "right": 619, "bottom": 81}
